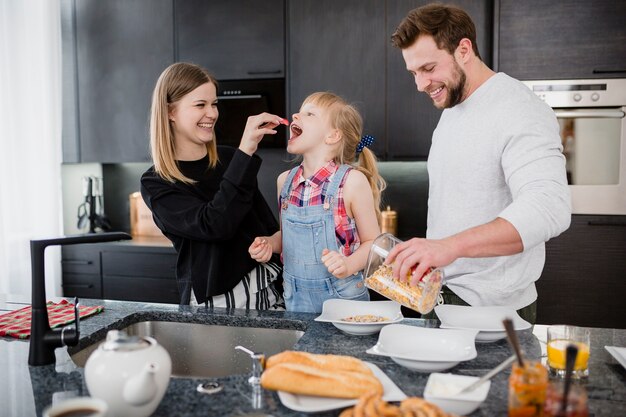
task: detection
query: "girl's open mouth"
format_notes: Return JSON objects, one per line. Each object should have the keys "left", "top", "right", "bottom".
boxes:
{"left": 290, "top": 124, "right": 302, "bottom": 141}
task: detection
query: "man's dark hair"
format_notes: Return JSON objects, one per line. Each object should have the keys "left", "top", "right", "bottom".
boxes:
{"left": 391, "top": 3, "right": 481, "bottom": 59}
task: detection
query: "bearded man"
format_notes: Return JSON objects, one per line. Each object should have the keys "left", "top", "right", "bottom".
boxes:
{"left": 386, "top": 4, "right": 572, "bottom": 324}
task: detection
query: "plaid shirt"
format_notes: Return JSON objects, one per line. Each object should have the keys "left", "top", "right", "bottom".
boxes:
{"left": 282, "top": 161, "right": 359, "bottom": 256}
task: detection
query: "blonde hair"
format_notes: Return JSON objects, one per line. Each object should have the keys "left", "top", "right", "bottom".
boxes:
{"left": 302, "top": 92, "right": 386, "bottom": 220}
{"left": 149, "top": 62, "right": 219, "bottom": 184}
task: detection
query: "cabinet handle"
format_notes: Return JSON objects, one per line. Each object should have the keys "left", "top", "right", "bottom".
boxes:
{"left": 61, "top": 260, "right": 93, "bottom": 265}
{"left": 246, "top": 70, "right": 282, "bottom": 75}
{"left": 592, "top": 69, "right": 626, "bottom": 74}
{"left": 62, "top": 283, "right": 94, "bottom": 289}
{"left": 587, "top": 220, "right": 626, "bottom": 227}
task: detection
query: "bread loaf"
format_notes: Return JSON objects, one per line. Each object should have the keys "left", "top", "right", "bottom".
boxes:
{"left": 261, "top": 362, "right": 383, "bottom": 399}
{"left": 266, "top": 350, "right": 373, "bottom": 375}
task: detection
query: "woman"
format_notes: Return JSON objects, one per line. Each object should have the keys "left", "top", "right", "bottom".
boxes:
{"left": 141, "top": 62, "right": 287, "bottom": 308}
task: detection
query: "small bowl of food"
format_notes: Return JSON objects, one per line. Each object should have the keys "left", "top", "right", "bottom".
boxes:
{"left": 423, "top": 372, "right": 490, "bottom": 415}
{"left": 314, "top": 299, "right": 403, "bottom": 336}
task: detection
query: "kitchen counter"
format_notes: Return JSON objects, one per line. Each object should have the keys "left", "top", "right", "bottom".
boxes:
{"left": 1, "top": 297, "right": 625, "bottom": 416}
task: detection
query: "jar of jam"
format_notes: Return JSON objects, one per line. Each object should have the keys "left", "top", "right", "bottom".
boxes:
{"left": 544, "top": 381, "right": 589, "bottom": 417}
{"left": 508, "top": 361, "right": 548, "bottom": 417}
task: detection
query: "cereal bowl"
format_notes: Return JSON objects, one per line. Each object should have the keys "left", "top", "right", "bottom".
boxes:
{"left": 314, "top": 299, "right": 403, "bottom": 336}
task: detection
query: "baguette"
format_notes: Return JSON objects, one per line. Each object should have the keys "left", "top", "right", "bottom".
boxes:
{"left": 265, "top": 350, "right": 373, "bottom": 375}
{"left": 261, "top": 362, "right": 383, "bottom": 399}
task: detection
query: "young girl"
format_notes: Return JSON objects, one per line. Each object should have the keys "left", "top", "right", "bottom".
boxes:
{"left": 249, "top": 92, "right": 385, "bottom": 313}
{"left": 141, "top": 62, "right": 287, "bottom": 308}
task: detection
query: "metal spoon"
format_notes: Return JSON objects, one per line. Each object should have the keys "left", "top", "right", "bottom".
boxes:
{"left": 458, "top": 355, "right": 516, "bottom": 394}
{"left": 503, "top": 318, "right": 525, "bottom": 367}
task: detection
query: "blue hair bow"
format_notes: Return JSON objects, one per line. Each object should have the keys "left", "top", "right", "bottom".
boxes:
{"left": 356, "top": 135, "right": 375, "bottom": 155}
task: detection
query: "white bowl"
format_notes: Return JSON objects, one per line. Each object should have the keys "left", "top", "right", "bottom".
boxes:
{"left": 366, "top": 324, "right": 478, "bottom": 372}
{"left": 435, "top": 305, "right": 531, "bottom": 343}
{"left": 314, "top": 299, "right": 403, "bottom": 336}
{"left": 424, "top": 372, "right": 490, "bottom": 415}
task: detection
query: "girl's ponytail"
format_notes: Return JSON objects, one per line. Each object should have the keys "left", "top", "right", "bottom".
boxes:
{"left": 355, "top": 147, "right": 386, "bottom": 223}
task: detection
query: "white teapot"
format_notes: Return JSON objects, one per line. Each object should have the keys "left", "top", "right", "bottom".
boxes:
{"left": 85, "top": 330, "right": 171, "bottom": 417}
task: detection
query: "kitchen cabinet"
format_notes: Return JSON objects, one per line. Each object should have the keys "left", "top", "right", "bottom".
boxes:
{"left": 495, "top": 0, "right": 626, "bottom": 80}
{"left": 61, "top": 242, "right": 179, "bottom": 304}
{"left": 102, "top": 250, "right": 179, "bottom": 303}
{"left": 175, "top": 0, "right": 285, "bottom": 80}
{"left": 60, "top": 245, "right": 102, "bottom": 299}
{"left": 62, "top": 0, "right": 174, "bottom": 163}
{"left": 287, "top": 0, "right": 386, "bottom": 157}
{"left": 288, "top": 0, "right": 493, "bottom": 160}
{"left": 537, "top": 215, "right": 626, "bottom": 329}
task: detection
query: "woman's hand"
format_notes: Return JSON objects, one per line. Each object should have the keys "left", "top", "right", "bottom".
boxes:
{"left": 249, "top": 236, "right": 273, "bottom": 263}
{"left": 239, "top": 113, "right": 288, "bottom": 155}
{"left": 321, "top": 249, "right": 351, "bottom": 279}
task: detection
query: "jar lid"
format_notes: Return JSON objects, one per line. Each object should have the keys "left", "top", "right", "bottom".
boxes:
{"left": 102, "top": 330, "right": 151, "bottom": 352}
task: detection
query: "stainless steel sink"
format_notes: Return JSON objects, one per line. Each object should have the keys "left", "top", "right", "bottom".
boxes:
{"left": 71, "top": 321, "right": 304, "bottom": 378}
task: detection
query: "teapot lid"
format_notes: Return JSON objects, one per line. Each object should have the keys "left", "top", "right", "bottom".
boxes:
{"left": 102, "top": 330, "right": 151, "bottom": 352}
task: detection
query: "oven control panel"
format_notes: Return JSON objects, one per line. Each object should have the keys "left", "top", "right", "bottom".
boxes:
{"left": 522, "top": 79, "right": 626, "bottom": 108}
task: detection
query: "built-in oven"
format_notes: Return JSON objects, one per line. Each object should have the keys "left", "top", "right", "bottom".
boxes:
{"left": 214, "top": 78, "right": 286, "bottom": 149}
{"left": 523, "top": 79, "right": 626, "bottom": 215}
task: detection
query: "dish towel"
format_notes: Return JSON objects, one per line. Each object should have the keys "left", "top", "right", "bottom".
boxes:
{"left": 0, "top": 299, "right": 104, "bottom": 339}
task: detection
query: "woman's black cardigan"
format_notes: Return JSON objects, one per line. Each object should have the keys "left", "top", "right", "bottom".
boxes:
{"left": 141, "top": 146, "right": 280, "bottom": 304}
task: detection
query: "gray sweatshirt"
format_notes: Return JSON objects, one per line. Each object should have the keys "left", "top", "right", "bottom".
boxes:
{"left": 428, "top": 73, "right": 571, "bottom": 309}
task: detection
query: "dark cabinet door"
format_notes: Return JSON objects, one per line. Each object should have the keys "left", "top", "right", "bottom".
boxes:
{"left": 175, "top": 0, "right": 285, "bottom": 80}
{"left": 537, "top": 215, "right": 626, "bottom": 329}
{"left": 386, "top": 0, "right": 493, "bottom": 160}
{"left": 101, "top": 250, "right": 179, "bottom": 304}
{"left": 287, "top": 0, "right": 386, "bottom": 157}
{"left": 72, "top": 0, "right": 174, "bottom": 163}
{"left": 496, "top": 0, "right": 626, "bottom": 80}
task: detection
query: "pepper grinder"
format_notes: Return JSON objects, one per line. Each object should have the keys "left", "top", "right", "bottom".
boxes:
{"left": 381, "top": 206, "right": 397, "bottom": 236}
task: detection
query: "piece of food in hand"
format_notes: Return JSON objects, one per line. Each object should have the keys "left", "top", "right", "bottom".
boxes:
{"left": 265, "top": 350, "right": 373, "bottom": 375}
{"left": 261, "top": 362, "right": 383, "bottom": 399}
{"left": 278, "top": 117, "right": 289, "bottom": 125}
{"left": 342, "top": 315, "right": 390, "bottom": 323}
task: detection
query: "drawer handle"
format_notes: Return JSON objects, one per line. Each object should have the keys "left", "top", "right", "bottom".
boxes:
{"left": 62, "top": 283, "right": 94, "bottom": 289}
{"left": 62, "top": 260, "right": 93, "bottom": 265}
{"left": 246, "top": 69, "right": 282, "bottom": 75}
{"left": 587, "top": 221, "right": 626, "bottom": 227}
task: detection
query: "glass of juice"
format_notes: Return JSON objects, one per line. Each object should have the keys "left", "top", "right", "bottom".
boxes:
{"left": 544, "top": 381, "right": 589, "bottom": 417}
{"left": 508, "top": 360, "right": 548, "bottom": 417}
{"left": 547, "top": 325, "right": 590, "bottom": 378}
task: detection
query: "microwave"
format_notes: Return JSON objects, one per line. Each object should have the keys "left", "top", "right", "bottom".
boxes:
{"left": 214, "top": 78, "right": 286, "bottom": 149}
{"left": 523, "top": 79, "right": 626, "bottom": 215}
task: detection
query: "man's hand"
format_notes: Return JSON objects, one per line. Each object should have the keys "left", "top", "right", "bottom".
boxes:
{"left": 385, "top": 237, "right": 457, "bottom": 286}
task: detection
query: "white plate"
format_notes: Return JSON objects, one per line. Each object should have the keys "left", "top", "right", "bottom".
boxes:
{"left": 435, "top": 305, "right": 531, "bottom": 343}
{"left": 314, "top": 299, "right": 403, "bottom": 336}
{"left": 276, "top": 362, "right": 406, "bottom": 413}
{"left": 605, "top": 346, "right": 626, "bottom": 370}
{"left": 366, "top": 324, "right": 478, "bottom": 372}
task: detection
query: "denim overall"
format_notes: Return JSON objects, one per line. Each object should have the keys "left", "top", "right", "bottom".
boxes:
{"left": 280, "top": 164, "right": 369, "bottom": 313}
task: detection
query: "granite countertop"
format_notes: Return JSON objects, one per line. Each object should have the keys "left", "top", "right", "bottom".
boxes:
{"left": 1, "top": 297, "right": 625, "bottom": 416}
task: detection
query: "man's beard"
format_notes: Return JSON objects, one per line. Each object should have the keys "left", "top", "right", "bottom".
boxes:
{"left": 438, "top": 61, "right": 467, "bottom": 109}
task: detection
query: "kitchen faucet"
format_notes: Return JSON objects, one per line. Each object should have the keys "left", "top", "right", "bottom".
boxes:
{"left": 28, "top": 232, "right": 132, "bottom": 366}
